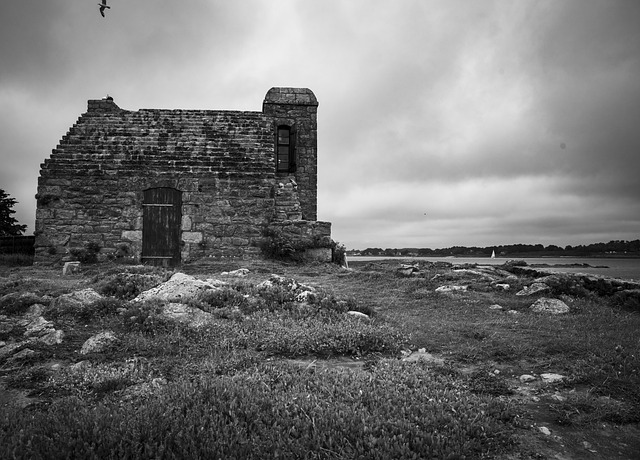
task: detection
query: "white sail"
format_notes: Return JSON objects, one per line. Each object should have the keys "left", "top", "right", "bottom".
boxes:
{"left": 491, "top": 250, "right": 496, "bottom": 259}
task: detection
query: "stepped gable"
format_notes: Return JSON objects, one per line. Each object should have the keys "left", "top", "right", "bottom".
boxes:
{"left": 34, "top": 88, "right": 332, "bottom": 265}
{"left": 43, "top": 98, "right": 274, "bottom": 178}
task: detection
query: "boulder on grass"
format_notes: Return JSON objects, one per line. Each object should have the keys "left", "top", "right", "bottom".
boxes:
{"left": 346, "top": 311, "right": 370, "bottom": 320}
{"left": 516, "top": 282, "right": 550, "bottom": 296}
{"left": 220, "top": 268, "right": 250, "bottom": 277}
{"left": 530, "top": 297, "right": 569, "bottom": 314}
{"left": 435, "top": 285, "right": 468, "bottom": 293}
{"left": 80, "top": 331, "right": 118, "bottom": 354}
{"left": 134, "top": 273, "right": 218, "bottom": 304}
{"left": 160, "top": 303, "right": 214, "bottom": 328}
{"left": 55, "top": 289, "right": 103, "bottom": 310}
{"left": 397, "top": 264, "right": 420, "bottom": 277}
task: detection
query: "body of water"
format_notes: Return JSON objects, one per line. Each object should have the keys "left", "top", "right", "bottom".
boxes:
{"left": 348, "top": 256, "right": 640, "bottom": 282}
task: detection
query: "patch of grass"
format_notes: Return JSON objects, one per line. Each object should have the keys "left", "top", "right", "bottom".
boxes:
{"left": 44, "top": 357, "right": 156, "bottom": 398}
{"left": 248, "top": 310, "right": 407, "bottom": 357}
{"left": 2, "top": 260, "right": 639, "bottom": 459}
{"left": 46, "top": 297, "right": 125, "bottom": 321}
{"left": 120, "top": 300, "right": 177, "bottom": 335}
{"left": 188, "top": 285, "right": 250, "bottom": 313}
{"left": 0, "top": 292, "right": 44, "bottom": 315}
{"left": 0, "top": 360, "right": 517, "bottom": 459}
{"left": 611, "top": 289, "right": 640, "bottom": 312}
{"left": 551, "top": 392, "right": 640, "bottom": 426}
{"left": 6, "top": 365, "right": 51, "bottom": 389}
{"left": 465, "top": 369, "right": 514, "bottom": 397}
{"left": 95, "top": 271, "right": 168, "bottom": 300}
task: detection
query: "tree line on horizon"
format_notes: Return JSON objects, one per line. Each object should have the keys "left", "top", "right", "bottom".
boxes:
{"left": 353, "top": 240, "right": 640, "bottom": 257}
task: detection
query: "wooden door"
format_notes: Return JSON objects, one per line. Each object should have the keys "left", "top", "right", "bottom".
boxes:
{"left": 142, "top": 188, "right": 182, "bottom": 266}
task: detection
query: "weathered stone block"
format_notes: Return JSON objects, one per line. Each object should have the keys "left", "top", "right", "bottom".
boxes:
{"left": 181, "top": 215, "right": 192, "bottom": 231}
{"left": 182, "top": 232, "right": 203, "bottom": 244}
{"left": 304, "top": 248, "right": 332, "bottom": 262}
{"left": 122, "top": 230, "right": 142, "bottom": 242}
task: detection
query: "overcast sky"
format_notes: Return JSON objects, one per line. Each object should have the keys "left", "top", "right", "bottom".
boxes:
{"left": 1, "top": 0, "right": 639, "bottom": 250}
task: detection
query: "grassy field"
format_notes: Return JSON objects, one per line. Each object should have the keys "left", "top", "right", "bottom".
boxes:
{"left": 1, "top": 258, "right": 639, "bottom": 458}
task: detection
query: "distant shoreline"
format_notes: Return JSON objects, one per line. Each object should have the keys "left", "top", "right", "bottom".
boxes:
{"left": 348, "top": 254, "right": 640, "bottom": 259}
{"left": 347, "top": 255, "right": 640, "bottom": 281}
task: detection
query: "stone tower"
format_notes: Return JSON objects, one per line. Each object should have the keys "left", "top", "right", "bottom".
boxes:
{"left": 262, "top": 87, "right": 318, "bottom": 221}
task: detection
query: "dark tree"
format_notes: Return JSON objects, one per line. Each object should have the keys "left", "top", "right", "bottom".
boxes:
{"left": 0, "top": 189, "right": 27, "bottom": 236}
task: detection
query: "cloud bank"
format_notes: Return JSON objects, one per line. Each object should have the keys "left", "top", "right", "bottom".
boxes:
{"left": 1, "top": 0, "right": 638, "bottom": 249}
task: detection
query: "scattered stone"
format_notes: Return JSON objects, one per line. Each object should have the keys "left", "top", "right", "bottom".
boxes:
{"left": 495, "top": 284, "right": 510, "bottom": 290}
{"left": 402, "top": 350, "right": 445, "bottom": 365}
{"left": 0, "top": 316, "right": 13, "bottom": 334}
{"left": 37, "top": 329, "right": 64, "bottom": 345}
{"left": 516, "top": 282, "right": 551, "bottom": 296}
{"left": 519, "top": 374, "right": 536, "bottom": 383}
{"left": 205, "top": 279, "right": 229, "bottom": 288}
{"left": 530, "top": 298, "right": 569, "bottom": 314}
{"left": 346, "top": 311, "right": 370, "bottom": 320}
{"left": 70, "top": 360, "right": 90, "bottom": 371}
{"left": 397, "top": 264, "right": 420, "bottom": 277}
{"left": 257, "top": 274, "right": 314, "bottom": 295}
{"left": 540, "top": 373, "right": 565, "bottom": 383}
{"left": 0, "top": 342, "right": 23, "bottom": 360}
{"left": 62, "top": 261, "right": 81, "bottom": 275}
{"left": 160, "top": 303, "right": 213, "bottom": 328}
{"left": 7, "top": 348, "right": 36, "bottom": 363}
{"left": 400, "top": 349, "right": 412, "bottom": 358}
{"left": 582, "top": 441, "right": 596, "bottom": 452}
{"left": 0, "top": 292, "right": 42, "bottom": 312}
{"left": 489, "top": 304, "right": 503, "bottom": 310}
{"left": 435, "top": 285, "right": 468, "bottom": 293}
{"left": 23, "top": 316, "right": 54, "bottom": 338}
{"left": 121, "top": 377, "right": 169, "bottom": 401}
{"left": 453, "top": 268, "right": 497, "bottom": 281}
{"left": 295, "top": 290, "right": 315, "bottom": 302}
{"left": 453, "top": 269, "right": 485, "bottom": 277}
{"left": 220, "top": 268, "right": 249, "bottom": 277}
{"left": 538, "top": 426, "right": 551, "bottom": 436}
{"left": 25, "top": 303, "right": 46, "bottom": 316}
{"left": 507, "top": 310, "right": 519, "bottom": 315}
{"left": 134, "top": 273, "right": 217, "bottom": 304}
{"left": 80, "top": 331, "right": 119, "bottom": 354}
{"left": 550, "top": 393, "right": 566, "bottom": 402}
{"left": 55, "top": 288, "right": 103, "bottom": 310}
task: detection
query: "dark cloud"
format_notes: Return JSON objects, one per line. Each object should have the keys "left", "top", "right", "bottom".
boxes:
{"left": 1, "top": 0, "right": 638, "bottom": 249}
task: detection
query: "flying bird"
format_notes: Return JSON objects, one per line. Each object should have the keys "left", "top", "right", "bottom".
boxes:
{"left": 98, "top": 0, "right": 111, "bottom": 17}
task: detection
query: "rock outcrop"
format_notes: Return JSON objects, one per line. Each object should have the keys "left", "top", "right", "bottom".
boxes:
{"left": 530, "top": 297, "right": 570, "bottom": 314}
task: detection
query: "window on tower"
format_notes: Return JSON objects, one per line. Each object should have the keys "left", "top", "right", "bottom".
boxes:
{"left": 276, "top": 125, "right": 296, "bottom": 173}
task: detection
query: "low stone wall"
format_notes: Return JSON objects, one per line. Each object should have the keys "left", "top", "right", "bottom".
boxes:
{"left": 267, "top": 220, "right": 332, "bottom": 247}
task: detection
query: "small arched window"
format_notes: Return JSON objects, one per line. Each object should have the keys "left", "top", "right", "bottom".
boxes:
{"left": 276, "top": 125, "right": 296, "bottom": 173}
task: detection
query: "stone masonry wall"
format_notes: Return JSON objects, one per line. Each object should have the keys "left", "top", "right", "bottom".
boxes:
{"left": 35, "top": 99, "right": 276, "bottom": 263}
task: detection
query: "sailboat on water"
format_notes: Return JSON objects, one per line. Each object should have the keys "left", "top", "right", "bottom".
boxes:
{"left": 491, "top": 250, "right": 496, "bottom": 259}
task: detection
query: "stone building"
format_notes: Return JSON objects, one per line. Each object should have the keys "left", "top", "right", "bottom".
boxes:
{"left": 34, "top": 87, "right": 331, "bottom": 266}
